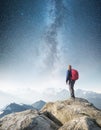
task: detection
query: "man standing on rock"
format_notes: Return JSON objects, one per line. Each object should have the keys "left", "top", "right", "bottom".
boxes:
{"left": 66, "top": 65, "right": 79, "bottom": 98}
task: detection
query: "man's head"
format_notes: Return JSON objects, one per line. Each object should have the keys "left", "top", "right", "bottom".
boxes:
{"left": 68, "top": 65, "right": 72, "bottom": 70}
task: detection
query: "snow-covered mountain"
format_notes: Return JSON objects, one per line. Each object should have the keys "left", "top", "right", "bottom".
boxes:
{"left": 0, "top": 103, "right": 34, "bottom": 118}
{"left": 0, "top": 100, "right": 46, "bottom": 118}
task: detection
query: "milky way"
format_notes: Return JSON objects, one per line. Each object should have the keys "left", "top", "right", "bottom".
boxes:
{"left": 0, "top": 0, "right": 101, "bottom": 71}
{"left": 42, "top": 0, "right": 68, "bottom": 71}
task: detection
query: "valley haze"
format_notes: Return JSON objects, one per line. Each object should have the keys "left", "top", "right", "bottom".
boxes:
{"left": 0, "top": 89, "right": 101, "bottom": 111}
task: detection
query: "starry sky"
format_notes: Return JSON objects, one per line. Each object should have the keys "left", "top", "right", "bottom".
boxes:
{"left": 0, "top": 0, "right": 101, "bottom": 108}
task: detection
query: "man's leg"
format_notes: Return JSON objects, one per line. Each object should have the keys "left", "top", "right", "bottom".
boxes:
{"left": 69, "top": 80, "right": 75, "bottom": 98}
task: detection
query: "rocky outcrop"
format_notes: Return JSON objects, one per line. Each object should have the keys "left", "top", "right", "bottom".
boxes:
{"left": 42, "top": 98, "right": 101, "bottom": 130}
{"left": 0, "top": 110, "right": 60, "bottom": 130}
{"left": 0, "top": 98, "right": 101, "bottom": 130}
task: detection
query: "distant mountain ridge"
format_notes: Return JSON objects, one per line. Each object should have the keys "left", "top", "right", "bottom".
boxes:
{"left": 76, "top": 89, "right": 101, "bottom": 109}
{"left": 42, "top": 88, "right": 101, "bottom": 109}
{"left": 0, "top": 100, "right": 46, "bottom": 118}
{"left": 0, "top": 89, "right": 101, "bottom": 118}
{"left": 32, "top": 100, "right": 46, "bottom": 110}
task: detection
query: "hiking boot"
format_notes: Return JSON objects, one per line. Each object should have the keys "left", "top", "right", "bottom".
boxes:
{"left": 71, "top": 96, "right": 75, "bottom": 99}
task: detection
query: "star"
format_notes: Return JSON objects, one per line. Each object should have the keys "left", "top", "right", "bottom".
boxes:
{"left": 20, "top": 12, "right": 24, "bottom": 16}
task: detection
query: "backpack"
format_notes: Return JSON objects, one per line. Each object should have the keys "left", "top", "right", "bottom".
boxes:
{"left": 71, "top": 69, "right": 79, "bottom": 80}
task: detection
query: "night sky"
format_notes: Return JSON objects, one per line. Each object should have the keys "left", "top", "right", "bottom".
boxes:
{"left": 0, "top": 0, "right": 101, "bottom": 108}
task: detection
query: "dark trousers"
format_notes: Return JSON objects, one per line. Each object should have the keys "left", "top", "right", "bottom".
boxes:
{"left": 68, "top": 80, "right": 75, "bottom": 97}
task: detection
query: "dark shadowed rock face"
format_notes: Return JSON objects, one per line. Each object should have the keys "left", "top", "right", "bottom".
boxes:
{"left": 0, "top": 98, "right": 101, "bottom": 130}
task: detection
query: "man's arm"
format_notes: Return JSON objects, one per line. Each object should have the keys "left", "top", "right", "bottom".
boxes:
{"left": 66, "top": 70, "right": 69, "bottom": 84}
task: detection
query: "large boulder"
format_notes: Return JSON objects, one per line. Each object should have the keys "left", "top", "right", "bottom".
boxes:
{"left": 0, "top": 110, "right": 60, "bottom": 130}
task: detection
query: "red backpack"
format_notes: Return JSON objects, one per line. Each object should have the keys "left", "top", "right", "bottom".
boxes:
{"left": 71, "top": 69, "right": 79, "bottom": 80}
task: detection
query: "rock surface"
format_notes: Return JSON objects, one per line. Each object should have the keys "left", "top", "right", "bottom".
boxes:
{"left": 0, "top": 98, "right": 101, "bottom": 130}
{"left": 0, "top": 110, "right": 60, "bottom": 130}
{"left": 42, "top": 98, "right": 101, "bottom": 130}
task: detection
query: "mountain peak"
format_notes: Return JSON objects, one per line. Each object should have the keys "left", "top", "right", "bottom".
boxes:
{"left": 0, "top": 98, "right": 101, "bottom": 130}
{"left": 32, "top": 100, "right": 46, "bottom": 110}
{"left": 41, "top": 97, "right": 101, "bottom": 129}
